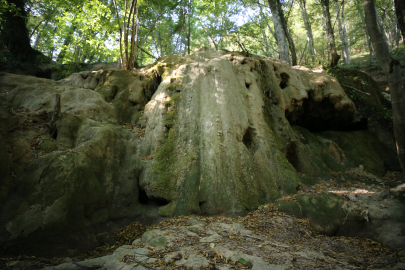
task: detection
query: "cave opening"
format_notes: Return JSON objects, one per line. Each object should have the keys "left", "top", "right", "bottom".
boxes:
{"left": 138, "top": 188, "right": 169, "bottom": 206}
{"left": 285, "top": 96, "right": 368, "bottom": 132}
{"left": 148, "top": 73, "right": 162, "bottom": 99}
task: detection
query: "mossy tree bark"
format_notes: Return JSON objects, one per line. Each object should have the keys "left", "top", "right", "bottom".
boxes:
{"left": 364, "top": 0, "right": 405, "bottom": 177}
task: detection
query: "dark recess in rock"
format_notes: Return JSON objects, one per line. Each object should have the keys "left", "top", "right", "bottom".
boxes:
{"left": 286, "top": 141, "right": 301, "bottom": 172}
{"left": 199, "top": 201, "right": 205, "bottom": 211}
{"left": 242, "top": 127, "right": 255, "bottom": 149}
{"left": 138, "top": 188, "right": 170, "bottom": 207}
{"left": 285, "top": 96, "right": 368, "bottom": 132}
{"left": 149, "top": 74, "right": 162, "bottom": 98}
{"left": 34, "top": 68, "right": 52, "bottom": 79}
{"left": 279, "top": 72, "right": 289, "bottom": 89}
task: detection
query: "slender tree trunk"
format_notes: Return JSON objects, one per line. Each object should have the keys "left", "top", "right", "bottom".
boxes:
{"left": 113, "top": 0, "right": 125, "bottom": 66}
{"left": 320, "top": 0, "right": 340, "bottom": 66}
{"left": 113, "top": 0, "right": 138, "bottom": 70}
{"left": 30, "top": 20, "right": 44, "bottom": 39}
{"left": 278, "top": 0, "right": 297, "bottom": 65}
{"left": 33, "top": 20, "right": 48, "bottom": 50}
{"left": 334, "top": 1, "right": 350, "bottom": 64}
{"left": 392, "top": 0, "right": 402, "bottom": 47}
{"left": 354, "top": 0, "right": 373, "bottom": 61}
{"left": 157, "top": 31, "right": 163, "bottom": 57}
{"left": 187, "top": 0, "right": 192, "bottom": 54}
{"left": 375, "top": 6, "right": 391, "bottom": 52}
{"left": 394, "top": 0, "right": 405, "bottom": 45}
{"left": 299, "top": 0, "right": 316, "bottom": 63}
{"left": 258, "top": 3, "right": 277, "bottom": 40}
{"left": 267, "top": 0, "right": 290, "bottom": 64}
{"left": 364, "top": 0, "right": 405, "bottom": 177}
{"left": 260, "top": 18, "right": 271, "bottom": 57}
{"left": 341, "top": 3, "right": 350, "bottom": 64}
{"left": 210, "top": 36, "right": 219, "bottom": 50}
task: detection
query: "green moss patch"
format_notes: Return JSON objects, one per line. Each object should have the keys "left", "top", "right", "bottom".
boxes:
{"left": 151, "top": 129, "right": 178, "bottom": 202}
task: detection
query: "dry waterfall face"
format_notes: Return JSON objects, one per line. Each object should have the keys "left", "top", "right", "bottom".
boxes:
{"left": 137, "top": 50, "right": 357, "bottom": 216}
{"left": 0, "top": 49, "right": 399, "bottom": 255}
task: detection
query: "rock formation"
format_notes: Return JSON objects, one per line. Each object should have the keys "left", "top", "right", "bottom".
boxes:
{"left": 0, "top": 49, "right": 400, "bottom": 256}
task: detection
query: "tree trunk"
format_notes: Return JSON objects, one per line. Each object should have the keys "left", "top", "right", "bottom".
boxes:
{"left": 267, "top": 0, "right": 290, "bottom": 64}
{"left": 334, "top": 1, "right": 350, "bottom": 64}
{"left": 364, "top": 0, "right": 405, "bottom": 177}
{"left": 187, "top": 0, "right": 192, "bottom": 54}
{"left": 394, "top": 0, "right": 405, "bottom": 45}
{"left": 354, "top": 0, "right": 374, "bottom": 62}
{"left": 33, "top": 20, "right": 49, "bottom": 50}
{"left": 0, "top": 0, "right": 39, "bottom": 61}
{"left": 278, "top": 0, "right": 297, "bottom": 65}
{"left": 258, "top": 3, "right": 277, "bottom": 40}
{"left": 375, "top": 6, "right": 391, "bottom": 52}
{"left": 299, "top": 0, "right": 316, "bottom": 63}
{"left": 260, "top": 18, "right": 271, "bottom": 57}
{"left": 157, "top": 31, "right": 163, "bottom": 57}
{"left": 320, "top": 0, "right": 340, "bottom": 66}
{"left": 30, "top": 20, "right": 44, "bottom": 39}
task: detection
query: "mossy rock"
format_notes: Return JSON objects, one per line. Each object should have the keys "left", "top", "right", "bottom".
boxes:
{"left": 37, "top": 139, "right": 57, "bottom": 154}
{"left": 145, "top": 236, "right": 167, "bottom": 250}
{"left": 276, "top": 201, "right": 303, "bottom": 219}
{"left": 297, "top": 193, "right": 345, "bottom": 236}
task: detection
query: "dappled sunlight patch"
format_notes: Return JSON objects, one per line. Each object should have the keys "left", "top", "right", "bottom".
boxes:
{"left": 328, "top": 189, "right": 375, "bottom": 195}
{"left": 392, "top": 183, "right": 405, "bottom": 192}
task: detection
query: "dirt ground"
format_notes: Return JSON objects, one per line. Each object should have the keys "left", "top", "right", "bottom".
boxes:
{"left": 1, "top": 170, "right": 404, "bottom": 270}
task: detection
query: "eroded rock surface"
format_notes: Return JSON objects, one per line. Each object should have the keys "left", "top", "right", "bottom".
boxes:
{"left": 0, "top": 49, "right": 400, "bottom": 256}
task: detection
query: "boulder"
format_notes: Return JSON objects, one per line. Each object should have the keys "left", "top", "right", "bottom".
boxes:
{"left": 0, "top": 50, "right": 399, "bottom": 256}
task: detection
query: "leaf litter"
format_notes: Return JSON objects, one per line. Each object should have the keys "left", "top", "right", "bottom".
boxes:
{"left": 1, "top": 170, "right": 404, "bottom": 270}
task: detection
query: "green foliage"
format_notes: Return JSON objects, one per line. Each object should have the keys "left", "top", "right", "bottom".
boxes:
{"left": 51, "top": 62, "right": 86, "bottom": 80}
{"left": 2, "top": 0, "right": 401, "bottom": 70}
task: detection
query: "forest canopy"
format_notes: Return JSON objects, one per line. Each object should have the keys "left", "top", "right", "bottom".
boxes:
{"left": 0, "top": 0, "right": 402, "bottom": 69}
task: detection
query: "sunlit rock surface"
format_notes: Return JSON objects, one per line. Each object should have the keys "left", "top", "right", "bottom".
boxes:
{"left": 0, "top": 49, "right": 399, "bottom": 256}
